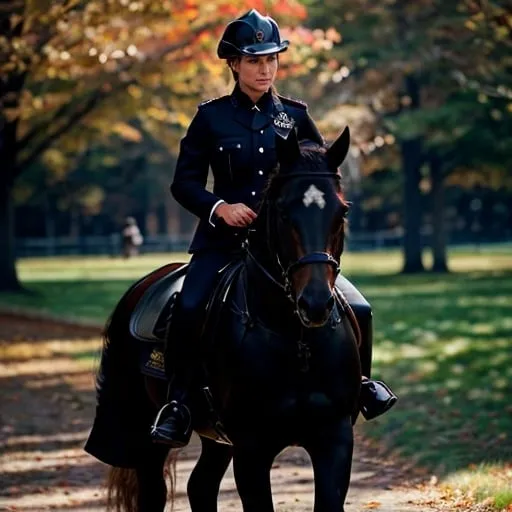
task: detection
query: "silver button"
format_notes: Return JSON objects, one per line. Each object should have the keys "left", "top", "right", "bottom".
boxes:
{"left": 236, "top": 143, "right": 241, "bottom": 148}
{"left": 260, "top": 130, "right": 264, "bottom": 134}
{"left": 251, "top": 191, "right": 256, "bottom": 196}
{"left": 258, "top": 170, "right": 263, "bottom": 175}
{"left": 259, "top": 147, "right": 264, "bottom": 153}
{"left": 219, "top": 146, "right": 223, "bottom": 151}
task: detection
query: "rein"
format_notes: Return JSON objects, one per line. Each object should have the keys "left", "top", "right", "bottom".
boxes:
{"left": 245, "top": 246, "right": 289, "bottom": 296}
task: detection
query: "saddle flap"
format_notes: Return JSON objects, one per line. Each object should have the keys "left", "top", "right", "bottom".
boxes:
{"left": 129, "top": 263, "right": 188, "bottom": 342}
{"left": 201, "top": 258, "right": 245, "bottom": 346}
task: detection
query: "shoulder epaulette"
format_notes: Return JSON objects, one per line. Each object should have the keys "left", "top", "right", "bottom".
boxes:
{"left": 198, "top": 95, "right": 229, "bottom": 108}
{"left": 278, "top": 94, "right": 308, "bottom": 110}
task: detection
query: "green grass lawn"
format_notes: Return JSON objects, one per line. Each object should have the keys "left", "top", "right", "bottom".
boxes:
{"left": 1, "top": 248, "right": 511, "bottom": 508}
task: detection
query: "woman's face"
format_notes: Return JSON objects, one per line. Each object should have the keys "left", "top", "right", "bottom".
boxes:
{"left": 232, "top": 54, "right": 278, "bottom": 96}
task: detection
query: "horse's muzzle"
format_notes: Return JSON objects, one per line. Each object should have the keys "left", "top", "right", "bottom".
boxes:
{"left": 296, "top": 293, "right": 335, "bottom": 328}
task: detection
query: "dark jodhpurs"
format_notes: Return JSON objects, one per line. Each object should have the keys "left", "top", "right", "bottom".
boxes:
{"left": 164, "top": 250, "right": 233, "bottom": 398}
{"left": 164, "top": 250, "right": 373, "bottom": 400}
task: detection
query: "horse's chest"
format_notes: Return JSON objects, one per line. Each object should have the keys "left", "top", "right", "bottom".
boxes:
{"left": 219, "top": 322, "right": 349, "bottom": 396}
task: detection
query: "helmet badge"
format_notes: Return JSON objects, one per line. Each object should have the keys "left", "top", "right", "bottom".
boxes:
{"left": 255, "top": 30, "right": 265, "bottom": 42}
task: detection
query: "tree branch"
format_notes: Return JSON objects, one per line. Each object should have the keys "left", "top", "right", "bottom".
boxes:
{"left": 30, "top": 1, "right": 90, "bottom": 55}
{"left": 17, "top": 99, "right": 71, "bottom": 151}
{"left": 15, "top": 83, "right": 127, "bottom": 175}
{"left": 15, "top": 20, "right": 217, "bottom": 176}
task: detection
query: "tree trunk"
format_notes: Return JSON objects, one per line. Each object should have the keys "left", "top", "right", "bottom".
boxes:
{"left": 401, "top": 137, "right": 425, "bottom": 273}
{"left": 0, "top": 139, "right": 22, "bottom": 291}
{"left": 401, "top": 74, "right": 425, "bottom": 274}
{"left": 430, "top": 154, "right": 449, "bottom": 273}
{"left": 69, "top": 205, "right": 80, "bottom": 239}
{"left": 0, "top": 24, "right": 27, "bottom": 291}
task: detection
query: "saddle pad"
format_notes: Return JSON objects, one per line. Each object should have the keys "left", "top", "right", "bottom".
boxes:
{"left": 129, "top": 263, "right": 188, "bottom": 343}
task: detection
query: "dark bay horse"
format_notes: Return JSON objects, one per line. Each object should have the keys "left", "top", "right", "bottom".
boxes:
{"left": 86, "top": 127, "right": 361, "bottom": 511}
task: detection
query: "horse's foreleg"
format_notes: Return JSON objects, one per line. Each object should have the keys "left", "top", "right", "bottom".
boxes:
{"left": 305, "top": 416, "right": 354, "bottom": 512}
{"left": 232, "top": 443, "right": 281, "bottom": 512}
{"left": 188, "top": 437, "right": 233, "bottom": 512}
{"left": 135, "top": 442, "right": 170, "bottom": 511}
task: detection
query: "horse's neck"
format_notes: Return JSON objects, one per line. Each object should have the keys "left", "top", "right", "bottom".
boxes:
{"left": 244, "top": 249, "right": 296, "bottom": 331}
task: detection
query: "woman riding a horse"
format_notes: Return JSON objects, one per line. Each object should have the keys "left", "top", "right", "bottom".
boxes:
{"left": 85, "top": 9, "right": 398, "bottom": 511}
{"left": 149, "top": 9, "right": 397, "bottom": 447}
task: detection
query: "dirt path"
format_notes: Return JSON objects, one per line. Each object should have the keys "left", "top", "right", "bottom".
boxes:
{"left": 0, "top": 313, "right": 445, "bottom": 511}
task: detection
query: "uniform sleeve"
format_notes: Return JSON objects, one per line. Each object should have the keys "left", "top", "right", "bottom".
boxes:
{"left": 296, "top": 108, "right": 324, "bottom": 146}
{"left": 170, "top": 107, "right": 223, "bottom": 221}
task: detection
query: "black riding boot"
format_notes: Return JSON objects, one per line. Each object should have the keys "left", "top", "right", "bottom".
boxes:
{"left": 150, "top": 376, "right": 193, "bottom": 447}
{"left": 351, "top": 304, "right": 398, "bottom": 420}
{"left": 150, "top": 308, "right": 195, "bottom": 447}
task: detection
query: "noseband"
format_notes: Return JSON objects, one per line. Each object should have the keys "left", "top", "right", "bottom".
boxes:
{"left": 284, "top": 251, "right": 340, "bottom": 278}
{"left": 247, "top": 172, "right": 342, "bottom": 304}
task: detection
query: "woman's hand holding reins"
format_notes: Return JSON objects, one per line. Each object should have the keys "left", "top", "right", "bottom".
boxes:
{"left": 214, "top": 202, "right": 257, "bottom": 227}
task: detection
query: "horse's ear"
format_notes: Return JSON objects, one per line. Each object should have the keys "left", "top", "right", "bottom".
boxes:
{"left": 326, "top": 126, "right": 350, "bottom": 171}
{"left": 275, "top": 128, "right": 301, "bottom": 171}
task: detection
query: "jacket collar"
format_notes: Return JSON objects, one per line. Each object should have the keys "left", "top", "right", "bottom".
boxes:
{"left": 231, "top": 83, "right": 275, "bottom": 130}
{"left": 231, "top": 83, "right": 273, "bottom": 112}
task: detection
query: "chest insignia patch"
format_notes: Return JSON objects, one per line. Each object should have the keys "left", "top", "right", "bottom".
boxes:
{"left": 273, "top": 111, "right": 294, "bottom": 130}
{"left": 303, "top": 184, "right": 326, "bottom": 209}
{"left": 273, "top": 111, "right": 295, "bottom": 140}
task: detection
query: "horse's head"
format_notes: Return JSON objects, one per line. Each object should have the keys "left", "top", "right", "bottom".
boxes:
{"left": 255, "top": 128, "right": 350, "bottom": 328}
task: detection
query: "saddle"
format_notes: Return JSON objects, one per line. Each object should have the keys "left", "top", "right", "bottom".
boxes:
{"left": 129, "top": 259, "right": 244, "bottom": 380}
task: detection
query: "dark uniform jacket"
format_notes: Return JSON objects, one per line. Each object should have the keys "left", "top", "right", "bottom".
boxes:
{"left": 171, "top": 83, "right": 324, "bottom": 253}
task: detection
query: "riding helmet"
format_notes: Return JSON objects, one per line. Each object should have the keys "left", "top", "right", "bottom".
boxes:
{"left": 217, "top": 9, "right": 289, "bottom": 59}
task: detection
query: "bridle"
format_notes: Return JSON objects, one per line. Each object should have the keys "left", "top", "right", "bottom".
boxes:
{"left": 246, "top": 171, "right": 343, "bottom": 304}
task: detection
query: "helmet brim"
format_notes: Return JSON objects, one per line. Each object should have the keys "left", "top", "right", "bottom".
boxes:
{"left": 239, "top": 41, "right": 289, "bottom": 56}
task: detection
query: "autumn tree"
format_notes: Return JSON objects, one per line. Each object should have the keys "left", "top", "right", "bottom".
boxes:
{"left": 1, "top": 0, "right": 331, "bottom": 291}
{"left": 306, "top": 0, "right": 512, "bottom": 272}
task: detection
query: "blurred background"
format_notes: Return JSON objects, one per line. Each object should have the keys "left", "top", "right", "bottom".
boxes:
{"left": 1, "top": 1, "right": 511, "bottom": 511}
{"left": 1, "top": 0, "right": 511, "bottom": 275}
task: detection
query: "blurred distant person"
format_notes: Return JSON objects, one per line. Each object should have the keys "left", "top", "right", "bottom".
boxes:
{"left": 122, "top": 216, "right": 143, "bottom": 258}
{"left": 150, "top": 9, "right": 397, "bottom": 447}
